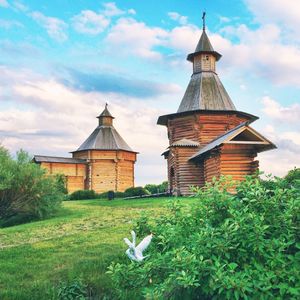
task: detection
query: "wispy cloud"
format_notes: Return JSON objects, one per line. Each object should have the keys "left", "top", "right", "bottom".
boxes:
{"left": 60, "top": 68, "right": 181, "bottom": 98}
{"left": 168, "top": 12, "right": 188, "bottom": 25}
{"left": 72, "top": 10, "right": 109, "bottom": 35}
{"left": 30, "top": 11, "right": 68, "bottom": 42}
{"left": 261, "top": 96, "right": 300, "bottom": 125}
{"left": 0, "top": 18, "right": 23, "bottom": 29}
{"left": 0, "top": 0, "right": 9, "bottom": 8}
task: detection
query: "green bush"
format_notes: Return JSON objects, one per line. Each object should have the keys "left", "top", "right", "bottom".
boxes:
{"left": 0, "top": 147, "right": 64, "bottom": 227}
{"left": 124, "top": 186, "right": 150, "bottom": 198}
{"left": 57, "top": 280, "right": 88, "bottom": 299}
{"left": 285, "top": 167, "right": 300, "bottom": 189}
{"left": 108, "top": 176, "right": 300, "bottom": 299}
{"left": 144, "top": 181, "right": 168, "bottom": 194}
{"left": 69, "top": 189, "right": 98, "bottom": 200}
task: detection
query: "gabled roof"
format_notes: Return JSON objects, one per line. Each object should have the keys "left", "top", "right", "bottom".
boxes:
{"left": 33, "top": 155, "right": 87, "bottom": 164}
{"left": 177, "top": 71, "right": 236, "bottom": 113}
{"left": 75, "top": 126, "right": 135, "bottom": 152}
{"left": 189, "top": 123, "right": 277, "bottom": 160}
{"left": 170, "top": 138, "right": 200, "bottom": 147}
{"left": 187, "top": 30, "right": 222, "bottom": 62}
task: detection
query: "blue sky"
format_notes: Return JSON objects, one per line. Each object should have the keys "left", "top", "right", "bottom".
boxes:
{"left": 0, "top": 0, "right": 299, "bottom": 184}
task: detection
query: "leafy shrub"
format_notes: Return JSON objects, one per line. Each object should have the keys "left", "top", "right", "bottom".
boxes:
{"left": 285, "top": 167, "right": 300, "bottom": 189}
{"left": 115, "top": 191, "right": 125, "bottom": 198}
{"left": 69, "top": 189, "right": 98, "bottom": 200}
{"left": 0, "top": 147, "right": 64, "bottom": 227}
{"left": 57, "top": 280, "right": 88, "bottom": 300}
{"left": 108, "top": 176, "right": 300, "bottom": 299}
{"left": 124, "top": 186, "right": 150, "bottom": 198}
{"left": 144, "top": 181, "right": 168, "bottom": 194}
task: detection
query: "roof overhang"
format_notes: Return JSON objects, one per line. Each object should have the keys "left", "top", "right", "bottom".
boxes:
{"left": 189, "top": 124, "right": 276, "bottom": 161}
{"left": 187, "top": 50, "right": 222, "bottom": 62}
{"left": 157, "top": 109, "right": 258, "bottom": 126}
{"left": 70, "top": 149, "right": 139, "bottom": 154}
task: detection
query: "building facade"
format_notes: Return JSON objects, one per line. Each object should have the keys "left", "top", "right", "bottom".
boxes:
{"left": 158, "top": 21, "right": 276, "bottom": 195}
{"left": 34, "top": 105, "right": 137, "bottom": 193}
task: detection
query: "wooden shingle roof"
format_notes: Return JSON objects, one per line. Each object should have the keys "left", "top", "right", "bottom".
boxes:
{"left": 177, "top": 71, "right": 236, "bottom": 113}
{"left": 75, "top": 126, "right": 135, "bottom": 152}
{"left": 33, "top": 155, "right": 87, "bottom": 164}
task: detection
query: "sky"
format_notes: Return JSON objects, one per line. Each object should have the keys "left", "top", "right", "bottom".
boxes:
{"left": 0, "top": 0, "right": 299, "bottom": 185}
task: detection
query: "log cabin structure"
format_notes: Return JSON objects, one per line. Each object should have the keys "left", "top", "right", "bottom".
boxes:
{"left": 157, "top": 15, "right": 276, "bottom": 195}
{"left": 34, "top": 105, "right": 137, "bottom": 193}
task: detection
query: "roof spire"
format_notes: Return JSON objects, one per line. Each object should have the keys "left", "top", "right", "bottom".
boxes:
{"left": 202, "top": 11, "right": 206, "bottom": 31}
{"left": 97, "top": 102, "right": 114, "bottom": 126}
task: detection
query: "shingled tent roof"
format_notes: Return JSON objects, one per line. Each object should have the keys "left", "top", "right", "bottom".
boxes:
{"left": 74, "top": 105, "right": 136, "bottom": 153}
{"left": 177, "top": 71, "right": 236, "bottom": 113}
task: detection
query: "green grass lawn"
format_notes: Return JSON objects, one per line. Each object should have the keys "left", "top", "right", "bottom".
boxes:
{"left": 0, "top": 197, "right": 195, "bottom": 300}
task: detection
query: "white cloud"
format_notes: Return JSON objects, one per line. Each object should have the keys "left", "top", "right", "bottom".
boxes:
{"left": 245, "top": 0, "right": 300, "bottom": 39}
{"left": 13, "top": 1, "right": 28, "bottom": 12}
{"left": 102, "top": 2, "right": 125, "bottom": 17}
{"left": 0, "top": 19, "right": 23, "bottom": 29}
{"left": 106, "top": 17, "right": 168, "bottom": 59}
{"left": 261, "top": 96, "right": 300, "bottom": 124}
{"left": 128, "top": 9, "right": 136, "bottom": 15}
{"left": 30, "top": 11, "right": 68, "bottom": 42}
{"left": 72, "top": 10, "right": 109, "bottom": 35}
{"left": 258, "top": 124, "right": 300, "bottom": 176}
{"left": 168, "top": 12, "right": 188, "bottom": 25}
{"left": 0, "top": 0, "right": 9, "bottom": 8}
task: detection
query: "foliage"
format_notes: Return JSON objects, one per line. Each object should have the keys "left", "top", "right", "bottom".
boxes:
{"left": 57, "top": 280, "right": 88, "bottom": 300}
{"left": 69, "top": 189, "right": 98, "bottom": 200}
{"left": 285, "top": 167, "right": 300, "bottom": 189}
{"left": 108, "top": 176, "right": 300, "bottom": 299}
{"left": 144, "top": 181, "right": 168, "bottom": 194}
{"left": 124, "top": 186, "right": 151, "bottom": 198}
{"left": 0, "top": 146, "right": 64, "bottom": 227}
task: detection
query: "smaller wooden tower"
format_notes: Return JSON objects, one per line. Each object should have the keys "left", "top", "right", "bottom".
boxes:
{"left": 34, "top": 104, "right": 137, "bottom": 193}
{"left": 72, "top": 104, "right": 137, "bottom": 193}
{"left": 157, "top": 14, "right": 276, "bottom": 195}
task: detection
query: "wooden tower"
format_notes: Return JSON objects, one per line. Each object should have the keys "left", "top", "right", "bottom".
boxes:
{"left": 34, "top": 104, "right": 137, "bottom": 193}
{"left": 157, "top": 16, "right": 276, "bottom": 195}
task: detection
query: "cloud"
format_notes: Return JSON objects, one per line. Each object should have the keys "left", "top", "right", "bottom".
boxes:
{"left": 60, "top": 68, "right": 181, "bottom": 98}
{"left": 0, "top": 0, "right": 9, "bottom": 8}
{"left": 211, "top": 24, "right": 300, "bottom": 86}
{"left": 261, "top": 96, "right": 300, "bottom": 125}
{"left": 12, "top": 1, "right": 28, "bottom": 12}
{"left": 0, "top": 19, "right": 23, "bottom": 29}
{"left": 72, "top": 10, "right": 109, "bottom": 35}
{"left": 168, "top": 12, "right": 188, "bottom": 25}
{"left": 30, "top": 11, "right": 68, "bottom": 42}
{"left": 106, "top": 17, "right": 168, "bottom": 59}
{"left": 245, "top": 0, "right": 300, "bottom": 39}
{"left": 258, "top": 124, "right": 300, "bottom": 176}
{"left": 102, "top": 2, "right": 125, "bottom": 17}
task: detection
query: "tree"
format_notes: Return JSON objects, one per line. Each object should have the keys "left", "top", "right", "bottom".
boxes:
{"left": 0, "top": 146, "right": 64, "bottom": 227}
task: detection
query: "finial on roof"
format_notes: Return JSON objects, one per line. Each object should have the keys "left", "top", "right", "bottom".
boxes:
{"left": 105, "top": 102, "right": 108, "bottom": 109}
{"left": 202, "top": 11, "right": 206, "bottom": 31}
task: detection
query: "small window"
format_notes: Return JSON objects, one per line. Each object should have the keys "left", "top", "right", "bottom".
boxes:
{"left": 205, "top": 55, "right": 209, "bottom": 60}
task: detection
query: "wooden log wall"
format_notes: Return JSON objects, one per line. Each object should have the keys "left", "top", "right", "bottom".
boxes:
{"left": 40, "top": 162, "right": 86, "bottom": 193}
{"left": 175, "top": 147, "right": 205, "bottom": 195}
{"left": 203, "top": 150, "right": 221, "bottom": 183}
{"left": 166, "top": 111, "right": 251, "bottom": 195}
{"left": 73, "top": 150, "right": 136, "bottom": 193}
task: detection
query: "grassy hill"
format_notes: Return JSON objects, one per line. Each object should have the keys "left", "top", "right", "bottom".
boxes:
{"left": 0, "top": 197, "right": 194, "bottom": 299}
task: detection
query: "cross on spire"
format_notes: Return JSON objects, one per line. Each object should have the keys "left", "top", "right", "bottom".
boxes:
{"left": 202, "top": 11, "right": 206, "bottom": 31}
